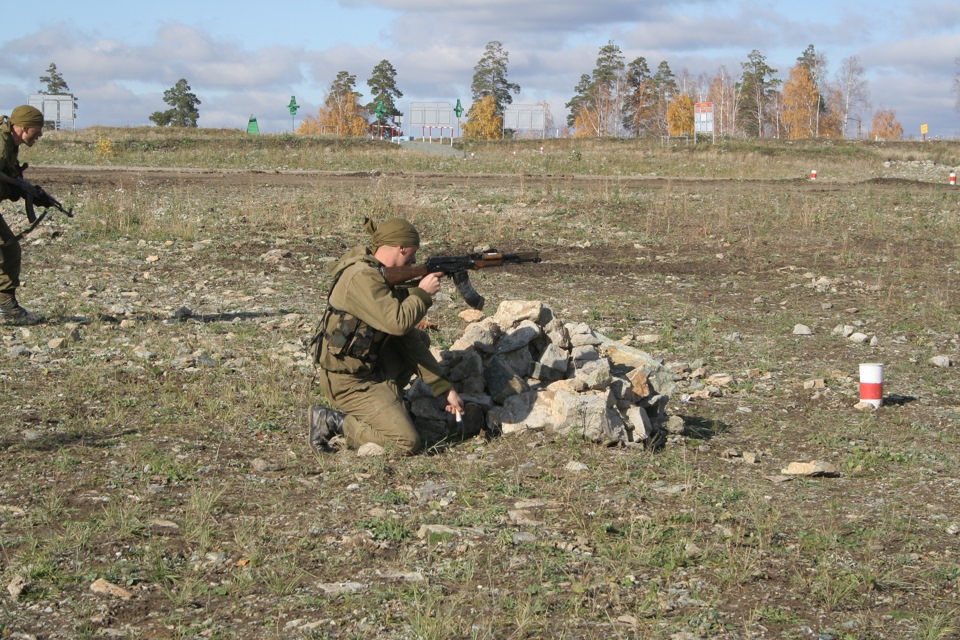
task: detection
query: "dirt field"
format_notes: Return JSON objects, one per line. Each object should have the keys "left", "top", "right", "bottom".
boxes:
{"left": 2, "top": 161, "right": 959, "bottom": 639}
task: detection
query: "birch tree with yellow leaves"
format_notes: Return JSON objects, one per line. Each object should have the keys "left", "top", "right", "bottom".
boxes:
{"left": 870, "top": 108, "right": 903, "bottom": 140}
{"left": 463, "top": 95, "right": 503, "bottom": 140}
{"left": 298, "top": 71, "right": 368, "bottom": 137}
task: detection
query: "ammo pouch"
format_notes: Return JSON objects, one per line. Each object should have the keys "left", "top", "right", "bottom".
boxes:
{"left": 314, "top": 305, "right": 382, "bottom": 366}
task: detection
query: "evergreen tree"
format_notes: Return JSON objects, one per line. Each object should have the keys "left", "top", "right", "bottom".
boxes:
{"left": 39, "top": 63, "right": 70, "bottom": 94}
{"left": 564, "top": 41, "right": 625, "bottom": 137}
{"left": 738, "top": 50, "right": 780, "bottom": 137}
{"left": 149, "top": 79, "right": 201, "bottom": 127}
{"left": 38, "top": 62, "right": 78, "bottom": 116}
{"left": 366, "top": 60, "right": 403, "bottom": 124}
{"left": 470, "top": 41, "right": 520, "bottom": 115}
{"left": 623, "top": 57, "right": 654, "bottom": 135}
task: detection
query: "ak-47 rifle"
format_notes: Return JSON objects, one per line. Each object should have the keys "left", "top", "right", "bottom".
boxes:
{"left": 0, "top": 170, "right": 74, "bottom": 242}
{"left": 381, "top": 250, "right": 541, "bottom": 311}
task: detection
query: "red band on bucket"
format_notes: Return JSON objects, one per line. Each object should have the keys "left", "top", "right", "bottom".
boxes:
{"left": 859, "top": 382, "right": 882, "bottom": 401}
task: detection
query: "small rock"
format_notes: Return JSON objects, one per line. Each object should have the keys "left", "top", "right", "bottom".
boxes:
{"left": 929, "top": 355, "right": 953, "bottom": 368}
{"left": 793, "top": 324, "right": 813, "bottom": 335}
{"left": 90, "top": 578, "right": 133, "bottom": 600}
{"left": 565, "top": 461, "right": 590, "bottom": 472}
{"left": 7, "top": 575, "right": 27, "bottom": 599}
{"left": 250, "top": 458, "right": 280, "bottom": 472}
{"left": 357, "top": 442, "right": 386, "bottom": 457}
{"left": 316, "top": 582, "right": 366, "bottom": 594}
{"left": 417, "top": 524, "right": 461, "bottom": 540}
{"left": 781, "top": 461, "right": 839, "bottom": 477}
{"left": 458, "top": 309, "right": 485, "bottom": 323}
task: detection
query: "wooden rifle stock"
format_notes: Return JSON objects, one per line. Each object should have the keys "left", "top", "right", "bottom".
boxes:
{"left": 380, "top": 250, "right": 541, "bottom": 310}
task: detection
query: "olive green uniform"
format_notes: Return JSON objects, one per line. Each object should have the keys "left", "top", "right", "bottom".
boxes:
{"left": 314, "top": 246, "right": 452, "bottom": 454}
{"left": 0, "top": 118, "right": 24, "bottom": 294}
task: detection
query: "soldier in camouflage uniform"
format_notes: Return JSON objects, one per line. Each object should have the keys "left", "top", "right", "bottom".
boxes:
{"left": 308, "top": 217, "right": 482, "bottom": 454}
{"left": 0, "top": 105, "right": 45, "bottom": 325}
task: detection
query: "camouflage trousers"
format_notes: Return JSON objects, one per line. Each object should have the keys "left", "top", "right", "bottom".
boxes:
{"left": 0, "top": 214, "right": 21, "bottom": 293}
{"left": 318, "top": 331, "right": 446, "bottom": 455}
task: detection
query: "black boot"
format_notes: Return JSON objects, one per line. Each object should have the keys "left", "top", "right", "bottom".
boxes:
{"left": 307, "top": 405, "right": 345, "bottom": 451}
{"left": 0, "top": 292, "right": 42, "bottom": 326}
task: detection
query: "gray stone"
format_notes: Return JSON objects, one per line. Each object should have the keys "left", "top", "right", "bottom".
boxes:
{"left": 483, "top": 356, "right": 530, "bottom": 404}
{"left": 495, "top": 320, "right": 542, "bottom": 353}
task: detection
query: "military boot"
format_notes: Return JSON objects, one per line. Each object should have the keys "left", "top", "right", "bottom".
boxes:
{"left": 0, "top": 293, "right": 42, "bottom": 326}
{"left": 307, "top": 405, "right": 345, "bottom": 451}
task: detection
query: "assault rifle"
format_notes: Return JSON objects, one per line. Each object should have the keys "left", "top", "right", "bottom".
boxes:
{"left": 0, "top": 171, "right": 74, "bottom": 241}
{"left": 382, "top": 250, "right": 541, "bottom": 310}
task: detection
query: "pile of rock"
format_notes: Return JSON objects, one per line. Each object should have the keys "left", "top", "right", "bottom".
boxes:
{"left": 406, "top": 300, "right": 679, "bottom": 446}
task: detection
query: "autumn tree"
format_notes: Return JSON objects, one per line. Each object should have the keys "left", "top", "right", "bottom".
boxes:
{"left": 366, "top": 59, "right": 403, "bottom": 125}
{"left": 565, "top": 41, "right": 626, "bottom": 137}
{"left": 470, "top": 41, "right": 520, "bottom": 116}
{"left": 462, "top": 95, "right": 502, "bottom": 140}
{"left": 299, "top": 71, "right": 368, "bottom": 136}
{"left": 149, "top": 78, "right": 201, "bottom": 127}
{"left": 780, "top": 64, "right": 820, "bottom": 138}
{"left": 870, "top": 108, "right": 903, "bottom": 140}
{"left": 834, "top": 55, "right": 870, "bottom": 138}
{"left": 707, "top": 65, "right": 740, "bottom": 136}
{"left": 666, "top": 93, "right": 694, "bottom": 136}
{"left": 738, "top": 50, "right": 780, "bottom": 137}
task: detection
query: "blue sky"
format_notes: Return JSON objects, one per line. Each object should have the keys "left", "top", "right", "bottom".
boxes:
{"left": 1, "top": 0, "right": 958, "bottom": 137}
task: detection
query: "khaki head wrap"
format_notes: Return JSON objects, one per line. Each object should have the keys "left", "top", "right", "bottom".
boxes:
{"left": 10, "top": 105, "right": 44, "bottom": 129}
{"left": 364, "top": 217, "right": 420, "bottom": 250}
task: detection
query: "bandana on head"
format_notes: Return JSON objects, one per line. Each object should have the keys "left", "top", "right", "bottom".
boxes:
{"left": 10, "top": 105, "right": 43, "bottom": 129}
{"left": 364, "top": 217, "right": 420, "bottom": 250}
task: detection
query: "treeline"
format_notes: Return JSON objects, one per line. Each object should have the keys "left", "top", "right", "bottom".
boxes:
{"left": 303, "top": 40, "right": 900, "bottom": 141}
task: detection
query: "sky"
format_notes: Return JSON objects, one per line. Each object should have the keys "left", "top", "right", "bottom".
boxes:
{"left": 1, "top": 0, "right": 958, "bottom": 138}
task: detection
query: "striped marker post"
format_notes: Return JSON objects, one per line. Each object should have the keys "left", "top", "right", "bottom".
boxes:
{"left": 950, "top": 172, "right": 956, "bottom": 186}
{"left": 859, "top": 363, "right": 883, "bottom": 408}
{"left": 810, "top": 169, "right": 818, "bottom": 180}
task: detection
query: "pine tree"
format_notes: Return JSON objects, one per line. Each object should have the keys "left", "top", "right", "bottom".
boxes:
{"left": 738, "top": 50, "right": 780, "bottom": 137}
{"left": 470, "top": 41, "right": 520, "bottom": 115}
{"left": 366, "top": 60, "right": 403, "bottom": 124}
{"left": 149, "top": 79, "right": 201, "bottom": 127}
{"left": 39, "top": 63, "right": 70, "bottom": 94}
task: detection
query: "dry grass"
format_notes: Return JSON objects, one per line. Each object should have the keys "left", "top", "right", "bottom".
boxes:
{"left": 0, "top": 131, "right": 959, "bottom": 638}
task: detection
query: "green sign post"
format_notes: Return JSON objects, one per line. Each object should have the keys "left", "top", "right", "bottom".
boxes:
{"left": 454, "top": 99, "right": 463, "bottom": 139}
{"left": 287, "top": 95, "right": 300, "bottom": 132}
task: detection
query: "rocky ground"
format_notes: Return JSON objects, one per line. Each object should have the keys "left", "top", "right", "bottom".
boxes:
{"left": 0, "top": 163, "right": 958, "bottom": 639}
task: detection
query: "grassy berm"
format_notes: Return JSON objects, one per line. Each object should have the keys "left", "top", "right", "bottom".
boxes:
{"left": 1, "top": 130, "right": 959, "bottom": 639}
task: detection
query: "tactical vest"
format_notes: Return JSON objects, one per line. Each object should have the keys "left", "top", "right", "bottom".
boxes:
{"left": 309, "top": 264, "right": 388, "bottom": 370}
